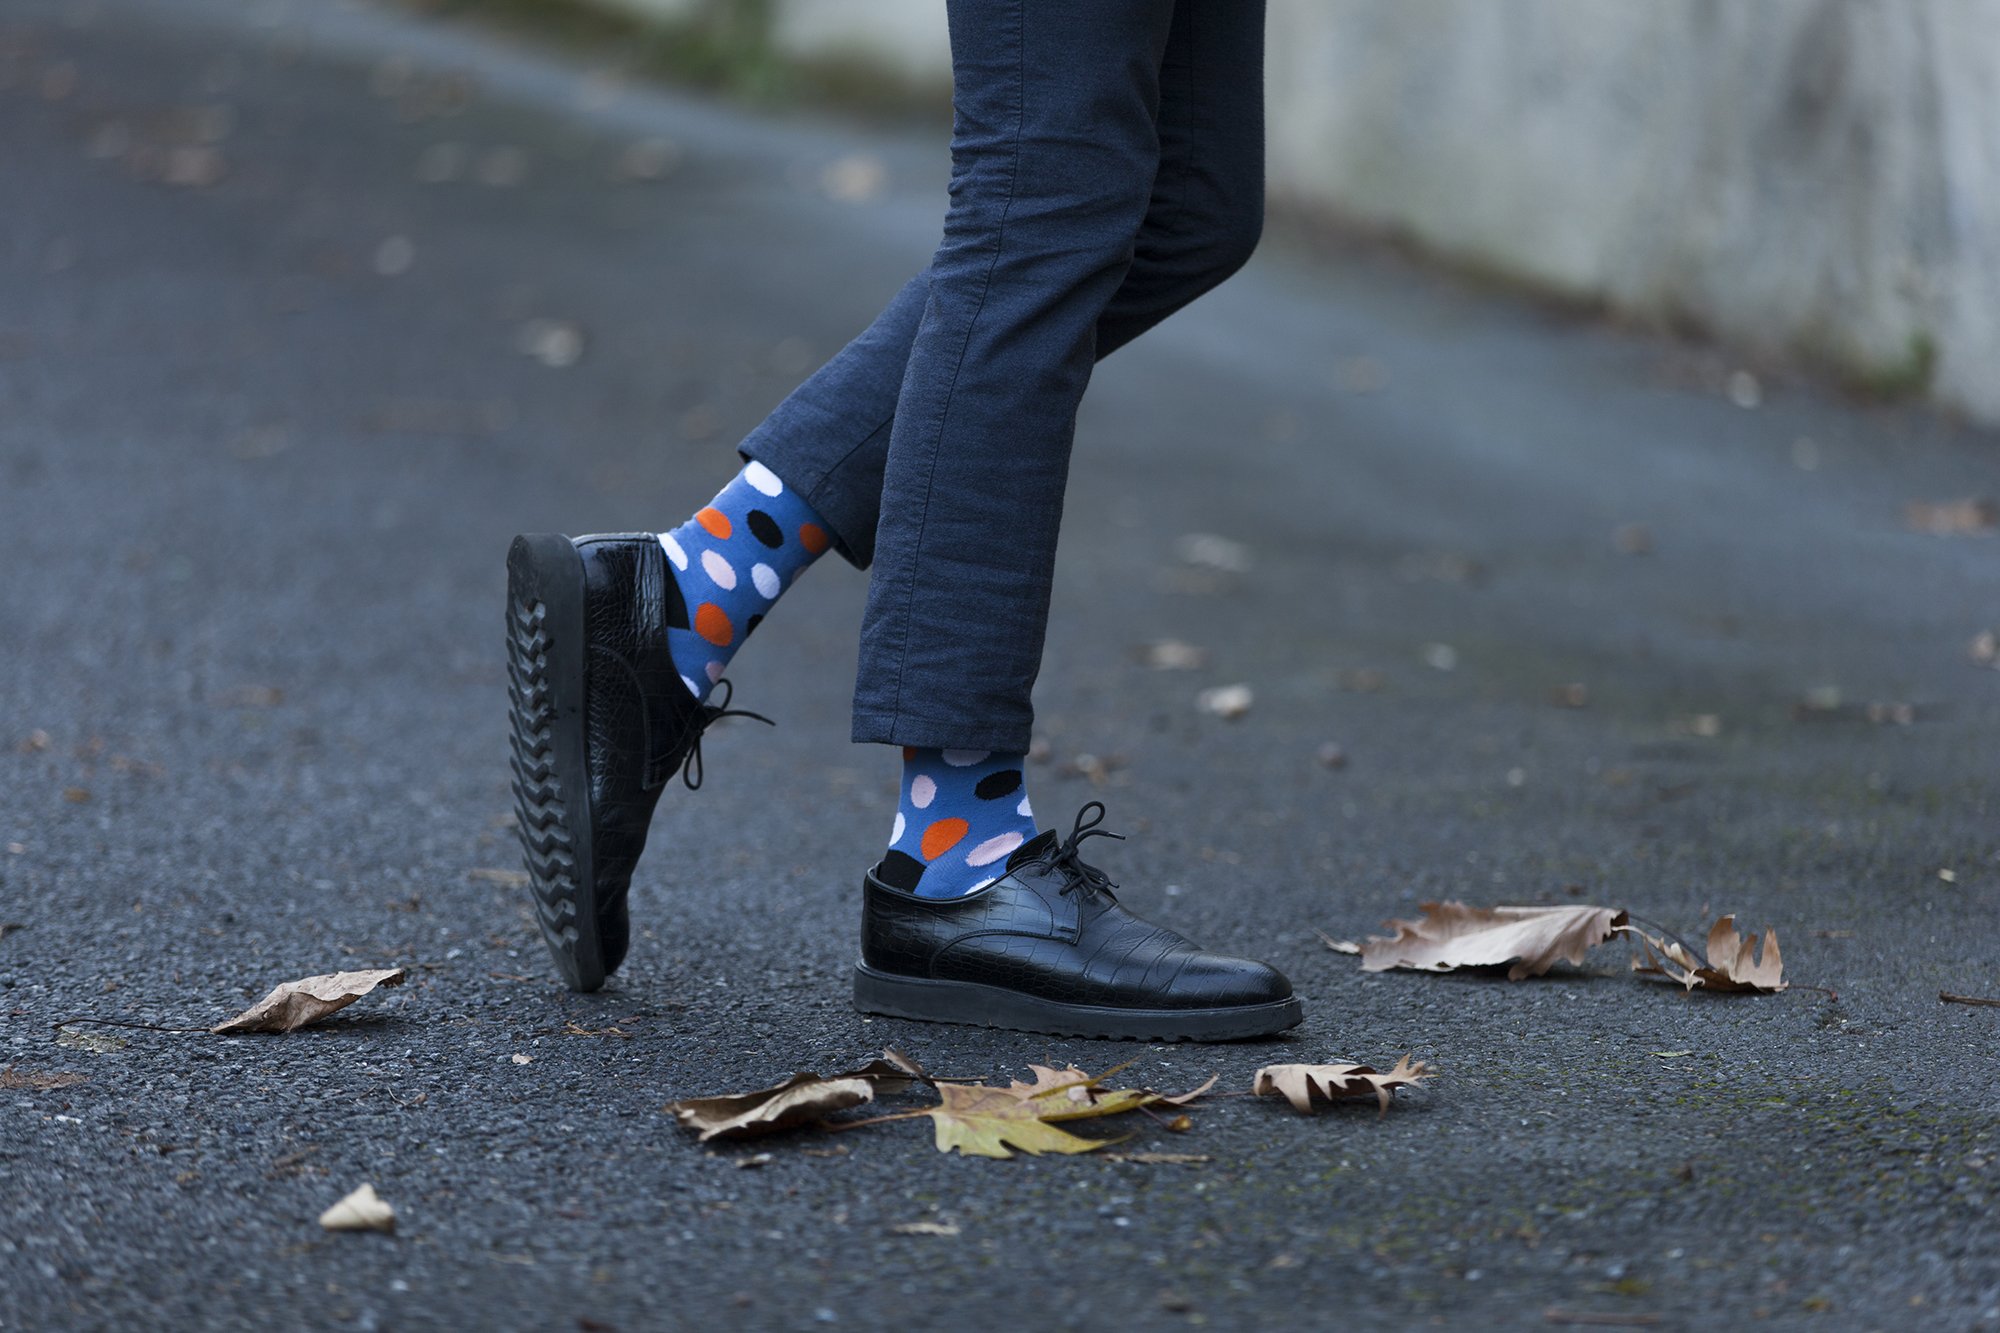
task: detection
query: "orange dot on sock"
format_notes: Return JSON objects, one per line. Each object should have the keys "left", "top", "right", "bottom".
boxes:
{"left": 920, "top": 817, "right": 969, "bottom": 860}
{"left": 694, "top": 603, "right": 734, "bottom": 646}
{"left": 798, "top": 522, "right": 830, "bottom": 555}
{"left": 695, "top": 507, "right": 733, "bottom": 539}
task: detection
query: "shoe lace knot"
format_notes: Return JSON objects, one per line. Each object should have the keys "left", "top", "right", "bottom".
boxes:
{"left": 1040, "top": 800, "right": 1124, "bottom": 900}
{"left": 680, "top": 677, "right": 774, "bottom": 790}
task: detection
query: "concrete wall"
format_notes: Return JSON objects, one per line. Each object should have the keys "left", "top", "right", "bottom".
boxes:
{"left": 593, "top": 0, "right": 2000, "bottom": 423}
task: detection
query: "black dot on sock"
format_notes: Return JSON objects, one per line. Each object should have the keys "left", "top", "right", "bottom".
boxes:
{"left": 974, "top": 769, "right": 1023, "bottom": 800}
{"left": 746, "top": 510, "right": 785, "bottom": 548}
{"left": 745, "top": 613, "right": 764, "bottom": 636}
{"left": 878, "top": 849, "right": 926, "bottom": 891}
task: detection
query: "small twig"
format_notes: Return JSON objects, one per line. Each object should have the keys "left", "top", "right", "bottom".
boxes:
{"left": 821, "top": 1108, "right": 932, "bottom": 1132}
{"left": 1941, "top": 991, "right": 2000, "bottom": 1009}
{"left": 50, "top": 1016, "right": 210, "bottom": 1034}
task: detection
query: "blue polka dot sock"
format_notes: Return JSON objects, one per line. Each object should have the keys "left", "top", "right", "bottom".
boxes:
{"left": 877, "top": 748, "right": 1040, "bottom": 899}
{"left": 659, "top": 460, "right": 833, "bottom": 702}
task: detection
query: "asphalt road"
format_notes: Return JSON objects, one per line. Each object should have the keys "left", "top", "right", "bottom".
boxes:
{"left": 3, "top": 1, "right": 1997, "bottom": 1328}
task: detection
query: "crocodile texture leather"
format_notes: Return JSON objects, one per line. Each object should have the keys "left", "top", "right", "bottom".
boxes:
{"left": 573, "top": 534, "right": 718, "bottom": 970}
{"left": 860, "top": 807, "right": 1295, "bottom": 1012}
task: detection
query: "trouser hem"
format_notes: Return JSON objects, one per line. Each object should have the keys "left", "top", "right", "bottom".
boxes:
{"left": 849, "top": 709, "right": 1032, "bottom": 754}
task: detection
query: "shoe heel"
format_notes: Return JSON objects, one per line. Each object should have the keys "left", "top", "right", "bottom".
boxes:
{"left": 507, "top": 534, "right": 603, "bottom": 993}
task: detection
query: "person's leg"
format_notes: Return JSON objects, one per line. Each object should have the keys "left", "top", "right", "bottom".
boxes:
{"left": 851, "top": 0, "right": 1293, "bottom": 1036}
{"left": 738, "top": 0, "right": 1266, "bottom": 572}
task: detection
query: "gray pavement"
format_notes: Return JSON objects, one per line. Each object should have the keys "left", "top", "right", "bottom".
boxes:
{"left": 3, "top": 1, "right": 1997, "bottom": 1328}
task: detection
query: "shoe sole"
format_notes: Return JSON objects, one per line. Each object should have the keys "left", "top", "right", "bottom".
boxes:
{"left": 852, "top": 963, "right": 1304, "bottom": 1042}
{"left": 507, "top": 534, "right": 605, "bottom": 993}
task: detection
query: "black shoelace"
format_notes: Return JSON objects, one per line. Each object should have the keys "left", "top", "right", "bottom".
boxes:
{"left": 680, "top": 677, "right": 774, "bottom": 790}
{"left": 1040, "top": 800, "right": 1126, "bottom": 900}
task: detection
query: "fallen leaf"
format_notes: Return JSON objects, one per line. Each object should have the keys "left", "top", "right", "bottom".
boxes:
{"left": 61, "top": 787, "right": 91, "bottom": 804}
{"left": 1335, "top": 902, "right": 1628, "bottom": 980}
{"left": 518, "top": 319, "right": 585, "bottom": 368}
{"left": 1613, "top": 523, "right": 1654, "bottom": 555}
{"left": 921, "top": 1081, "right": 1135, "bottom": 1159}
{"left": 0, "top": 1065, "right": 87, "bottom": 1090}
{"left": 664, "top": 1054, "right": 922, "bottom": 1142}
{"left": 1904, "top": 496, "right": 1997, "bottom": 536}
{"left": 1138, "top": 639, "right": 1207, "bottom": 670}
{"left": 1624, "top": 916, "right": 1785, "bottom": 993}
{"left": 1253, "top": 1055, "right": 1429, "bottom": 1115}
{"left": 56, "top": 1026, "right": 127, "bottom": 1053}
{"left": 468, "top": 867, "right": 531, "bottom": 887}
{"left": 1174, "top": 532, "right": 1253, "bottom": 574}
{"left": 889, "top": 1221, "right": 960, "bottom": 1236}
{"left": 320, "top": 1183, "right": 395, "bottom": 1233}
{"left": 819, "top": 153, "right": 886, "bottom": 201}
{"left": 1196, "top": 683, "right": 1254, "bottom": 719}
{"left": 1939, "top": 992, "right": 2000, "bottom": 1009}
{"left": 212, "top": 967, "right": 407, "bottom": 1034}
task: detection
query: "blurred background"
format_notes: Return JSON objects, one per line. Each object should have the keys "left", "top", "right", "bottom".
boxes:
{"left": 575, "top": 0, "right": 2000, "bottom": 425}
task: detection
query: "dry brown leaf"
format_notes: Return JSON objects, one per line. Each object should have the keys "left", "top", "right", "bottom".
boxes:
{"left": 213, "top": 968, "right": 407, "bottom": 1034}
{"left": 1337, "top": 902, "right": 1628, "bottom": 979}
{"left": 0, "top": 1065, "right": 87, "bottom": 1090}
{"left": 320, "top": 1183, "right": 395, "bottom": 1233}
{"left": 1253, "top": 1055, "right": 1429, "bottom": 1115}
{"left": 664, "top": 1052, "right": 925, "bottom": 1142}
{"left": 922, "top": 1082, "right": 1135, "bottom": 1159}
{"left": 1904, "top": 496, "right": 1997, "bottom": 536}
{"left": 1624, "top": 916, "right": 1785, "bottom": 993}
{"left": 668, "top": 1072, "right": 875, "bottom": 1141}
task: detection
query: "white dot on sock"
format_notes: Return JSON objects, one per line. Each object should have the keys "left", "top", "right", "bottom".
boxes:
{"left": 891, "top": 812, "right": 905, "bottom": 845}
{"left": 751, "top": 563, "right": 781, "bottom": 599}
{"left": 1017, "top": 796, "right": 1033, "bottom": 820}
{"left": 701, "top": 549, "right": 737, "bottom": 590}
{"left": 706, "top": 661, "right": 724, "bottom": 682}
{"left": 910, "top": 774, "right": 936, "bottom": 809}
{"left": 660, "top": 533, "right": 688, "bottom": 571}
{"left": 965, "top": 831, "right": 1024, "bottom": 867}
{"left": 941, "top": 749, "right": 989, "bottom": 767}
{"left": 743, "top": 460, "right": 784, "bottom": 496}
{"left": 679, "top": 674, "right": 701, "bottom": 698}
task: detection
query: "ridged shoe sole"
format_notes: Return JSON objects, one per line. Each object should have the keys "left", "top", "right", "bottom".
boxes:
{"left": 853, "top": 963, "right": 1304, "bottom": 1042}
{"left": 507, "top": 534, "right": 604, "bottom": 992}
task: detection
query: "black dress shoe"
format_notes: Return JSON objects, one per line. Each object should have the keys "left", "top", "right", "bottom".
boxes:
{"left": 854, "top": 802, "right": 1303, "bottom": 1041}
{"left": 506, "top": 532, "right": 769, "bottom": 992}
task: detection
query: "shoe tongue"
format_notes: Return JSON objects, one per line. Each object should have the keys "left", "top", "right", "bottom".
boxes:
{"left": 1006, "top": 828, "right": 1060, "bottom": 871}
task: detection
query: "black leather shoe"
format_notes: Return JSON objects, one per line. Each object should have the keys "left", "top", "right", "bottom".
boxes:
{"left": 506, "top": 532, "right": 769, "bottom": 992}
{"left": 854, "top": 802, "right": 1303, "bottom": 1041}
